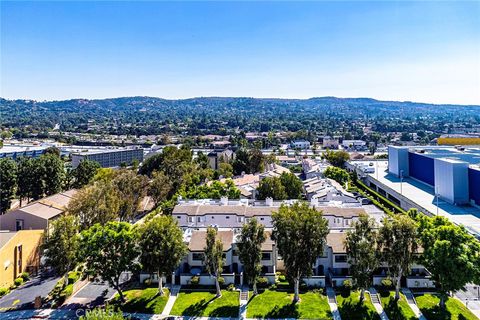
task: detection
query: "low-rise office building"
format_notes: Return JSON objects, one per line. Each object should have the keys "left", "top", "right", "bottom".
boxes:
{"left": 71, "top": 147, "right": 144, "bottom": 168}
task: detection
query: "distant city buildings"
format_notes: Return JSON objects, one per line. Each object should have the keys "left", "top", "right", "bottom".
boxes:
{"left": 0, "top": 145, "right": 49, "bottom": 159}
{"left": 71, "top": 147, "right": 144, "bottom": 168}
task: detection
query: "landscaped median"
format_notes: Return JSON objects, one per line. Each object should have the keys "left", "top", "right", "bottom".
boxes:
{"left": 378, "top": 290, "right": 418, "bottom": 320}
{"left": 169, "top": 289, "right": 239, "bottom": 317}
{"left": 110, "top": 287, "right": 170, "bottom": 314}
{"left": 415, "top": 293, "right": 479, "bottom": 320}
{"left": 336, "top": 289, "right": 380, "bottom": 320}
{"left": 246, "top": 289, "right": 332, "bottom": 319}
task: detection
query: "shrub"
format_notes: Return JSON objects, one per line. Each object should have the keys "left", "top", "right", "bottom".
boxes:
{"left": 14, "top": 277, "right": 24, "bottom": 286}
{"left": 342, "top": 279, "right": 353, "bottom": 290}
{"left": 218, "top": 277, "right": 225, "bottom": 286}
{"left": 0, "top": 287, "right": 9, "bottom": 297}
{"left": 381, "top": 278, "right": 393, "bottom": 288}
{"left": 190, "top": 276, "right": 200, "bottom": 285}
{"left": 257, "top": 277, "right": 269, "bottom": 288}
{"left": 68, "top": 271, "right": 80, "bottom": 284}
{"left": 227, "top": 284, "right": 235, "bottom": 291}
{"left": 20, "top": 272, "right": 29, "bottom": 281}
{"left": 278, "top": 275, "right": 286, "bottom": 282}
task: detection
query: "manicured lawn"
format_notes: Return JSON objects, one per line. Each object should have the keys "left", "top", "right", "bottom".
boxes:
{"left": 170, "top": 290, "right": 239, "bottom": 317}
{"left": 415, "top": 293, "right": 479, "bottom": 320}
{"left": 378, "top": 290, "right": 417, "bottom": 320}
{"left": 336, "top": 290, "right": 381, "bottom": 320}
{"left": 246, "top": 289, "right": 332, "bottom": 319}
{"left": 111, "top": 287, "right": 169, "bottom": 314}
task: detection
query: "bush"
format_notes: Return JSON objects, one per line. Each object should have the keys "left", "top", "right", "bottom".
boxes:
{"left": 0, "top": 287, "right": 9, "bottom": 297}
{"left": 20, "top": 272, "right": 29, "bottom": 281}
{"left": 14, "top": 277, "right": 24, "bottom": 287}
{"left": 218, "top": 277, "right": 225, "bottom": 286}
{"left": 381, "top": 278, "right": 393, "bottom": 288}
{"left": 342, "top": 279, "right": 353, "bottom": 290}
{"left": 68, "top": 271, "right": 80, "bottom": 284}
{"left": 257, "top": 277, "right": 269, "bottom": 288}
{"left": 190, "top": 276, "right": 200, "bottom": 285}
{"left": 278, "top": 275, "right": 286, "bottom": 282}
{"left": 227, "top": 284, "right": 235, "bottom": 291}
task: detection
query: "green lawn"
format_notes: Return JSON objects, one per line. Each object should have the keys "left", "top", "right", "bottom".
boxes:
{"left": 378, "top": 290, "right": 418, "bottom": 320}
{"left": 415, "top": 293, "right": 479, "bottom": 320}
{"left": 246, "top": 289, "right": 332, "bottom": 319}
{"left": 170, "top": 290, "right": 239, "bottom": 317}
{"left": 111, "top": 287, "right": 169, "bottom": 314}
{"left": 336, "top": 290, "right": 381, "bottom": 320}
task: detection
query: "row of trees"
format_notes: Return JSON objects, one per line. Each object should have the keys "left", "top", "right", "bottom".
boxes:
{"left": 346, "top": 210, "right": 480, "bottom": 309}
{"left": 0, "top": 149, "right": 102, "bottom": 214}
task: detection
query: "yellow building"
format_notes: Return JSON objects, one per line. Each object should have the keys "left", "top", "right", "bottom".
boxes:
{"left": 438, "top": 137, "right": 480, "bottom": 145}
{"left": 0, "top": 230, "right": 43, "bottom": 288}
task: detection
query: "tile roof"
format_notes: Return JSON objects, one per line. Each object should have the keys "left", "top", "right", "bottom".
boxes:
{"left": 188, "top": 230, "right": 234, "bottom": 251}
{"left": 327, "top": 232, "right": 347, "bottom": 253}
{"left": 11, "top": 190, "right": 77, "bottom": 220}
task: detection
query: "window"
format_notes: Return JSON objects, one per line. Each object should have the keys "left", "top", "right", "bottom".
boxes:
{"left": 197, "top": 217, "right": 202, "bottom": 223}
{"left": 232, "top": 250, "right": 238, "bottom": 256}
{"left": 192, "top": 253, "right": 204, "bottom": 261}
{"left": 260, "top": 217, "right": 264, "bottom": 221}
{"left": 262, "top": 252, "right": 271, "bottom": 260}
{"left": 335, "top": 255, "right": 347, "bottom": 263}
{"left": 345, "top": 219, "right": 349, "bottom": 225}
{"left": 177, "top": 216, "right": 181, "bottom": 219}
{"left": 226, "top": 216, "right": 230, "bottom": 219}
{"left": 188, "top": 217, "right": 194, "bottom": 223}
{"left": 15, "top": 220, "right": 24, "bottom": 231}
{"left": 237, "top": 217, "right": 243, "bottom": 223}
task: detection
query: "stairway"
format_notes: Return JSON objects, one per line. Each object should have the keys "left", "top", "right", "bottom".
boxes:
{"left": 370, "top": 291, "right": 381, "bottom": 304}
{"left": 240, "top": 290, "right": 248, "bottom": 301}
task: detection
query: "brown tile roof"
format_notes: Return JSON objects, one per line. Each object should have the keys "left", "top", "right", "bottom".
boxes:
{"left": 261, "top": 231, "right": 275, "bottom": 251}
{"left": 11, "top": 190, "right": 77, "bottom": 220}
{"left": 188, "top": 230, "right": 234, "bottom": 251}
{"left": 327, "top": 232, "right": 347, "bottom": 253}
{"left": 315, "top": 206, "right": 365, "bottom": 218}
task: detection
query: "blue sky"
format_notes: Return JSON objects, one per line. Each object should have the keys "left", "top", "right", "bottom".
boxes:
{"left": 1, "top": 1, "right": 479, "bottom": 104}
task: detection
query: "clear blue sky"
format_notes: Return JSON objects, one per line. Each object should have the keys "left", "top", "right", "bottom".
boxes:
{"left": 1, "top": 1, "right": 479, "bottom": 104}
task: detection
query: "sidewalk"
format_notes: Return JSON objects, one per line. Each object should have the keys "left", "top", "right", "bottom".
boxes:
{"left": 368, "top": 287, "right": 388, "bottom": 320}
{"left": 162, "top": 285, "right": 181, "bottom": 316}
{"left": 401, "top": 288, "right": 427, "bottom": 320}
{"left": 326, "top": 287, "right": 341, "bottom": 320}
{"left": 238, "top": 285, "right": 249, "bottom": 319}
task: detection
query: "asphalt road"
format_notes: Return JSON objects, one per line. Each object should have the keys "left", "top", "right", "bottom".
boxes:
{"left": 0, "top": 272, "right": 60, "bottom": 310}
{"left": 455, "top": 284, "right": 480, "bottom": 312}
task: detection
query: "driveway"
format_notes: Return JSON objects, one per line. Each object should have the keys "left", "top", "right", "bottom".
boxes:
{"left": 0, "top": 271, "right": 60, "bottom": 310}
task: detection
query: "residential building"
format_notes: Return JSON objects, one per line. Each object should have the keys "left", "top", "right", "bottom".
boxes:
{"left": 342, "top": 140, "right": 367, "bottom": 150}
{"left": 71, "top": 147, "right": 144, "bottom": 168}
{"left": 0, "top": 190, "right": 76, "bottom": 232}
{"left": 0, "top": 230, "right": 43, "bottom": 287}
{"left": 207, "top": 149, "right": 234, "bottom": 170}
{"left": 322, "top": 136, "right": 339, "bottom": 149}
{"left": 290, "top": 140, "right": 311, "bottom": 150}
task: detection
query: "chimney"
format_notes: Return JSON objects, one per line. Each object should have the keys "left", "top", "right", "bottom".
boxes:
{"left": 310, "top": 197, "right": 318, "bottom": 207}
{"left": 220, "top": 196, "right": 228, "bottom": 206}
{"left": 266, "top": 197, "right": 273, "bottom": 207}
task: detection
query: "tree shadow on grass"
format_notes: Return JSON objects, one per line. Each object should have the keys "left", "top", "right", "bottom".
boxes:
{"left": 338, "top": 300, "right": 380, "bottom": 320}
{"left": 208, "top": 305, "right": 239, "bottom": 318}
{"left": 419, "top": 304, "right": 453, "bottom": 320}
{"left": 263, "top": 303, "right": 300, "bottom": 319}
{"left": 381, "top": 294, "right": 417, "bottom": 320}
{"left": 181, "top": 297, "right": 215, "bottom": 316}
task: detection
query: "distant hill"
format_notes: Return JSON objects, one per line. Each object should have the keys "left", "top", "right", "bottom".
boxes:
{"left": 1, "top": 96, "right": 479, "bottom": 136}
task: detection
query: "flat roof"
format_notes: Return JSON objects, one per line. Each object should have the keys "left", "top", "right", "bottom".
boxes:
{"left": 0, "top": 145, "right": 48, "bottom": 153}
{"left": 367, "top": 161, "right": 480, "bottom": 237}
{"left": 71, "top": 147, "right": 142, "bottom": 156}
{"left": 407, "top": 146, "right": 480, "bottom": 166}
{"left": 0, "top": 231, "right": 16, "bottom": 248}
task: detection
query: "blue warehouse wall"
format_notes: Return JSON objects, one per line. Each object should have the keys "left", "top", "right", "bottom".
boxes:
{"left": 408, "top": 152, "right": 435, "bottom": 186}
{"left": 469, "top": 168, "right": 480, "bottom": 206}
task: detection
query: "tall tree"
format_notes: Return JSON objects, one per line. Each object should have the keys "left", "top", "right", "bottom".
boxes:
{"left": 137, "top": 216, "right": 187, "bottom": 295}
{"left": 345, "top": 214, "right": 380, "bottom": 302}
{"left": 237, "top": 218, "right": 266, "bottom": 295}
{"left": 72, "top": 160, "right": 101, "bottom": 188}
{"left": 40, "top": 153, "right": 65, "bottom": 196}
{"left": 112, "top": 170, "right": 149, "bottom": 221}
{"left": 322, "top": 150, "right": 350, "bottom": 168}
{"left": 78, "top": 222, "right": 139, "bottom": 303}
{"left": 204, "top": 227, "right": 224, "bottom": 298}
{"left": 378, "top": 214, "right": 418, "bottom": 301}
{"left": 272, "top": 202, "right": 329, "bottom": 302}
{"left": 257, "top": 176, "right": 287, "bottom": 200}
{"left": 148, "top": 171, "right": 174, "bottom": 208}
{"left": 67, "top": 181, "right": 121, "bottom": 230}
{"left": 323, "top": 166, "right": 350, "bottom": 185}
{"left": 0, "top": 158, "right": 17, "bottom": 213}
{"left": 417, "top": 215, "right": 480, "bottom": 309}
{"left": 42, "top": 215, "right": 79, "bottom": 286}
{"left": 279, "top": 172, "right": 303, "bottom": 199}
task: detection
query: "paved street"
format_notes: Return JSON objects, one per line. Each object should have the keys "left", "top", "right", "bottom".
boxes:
{"left": 455, "top": 284, "right": 480, "bottom": 318}
{"left": 0, "top": 272, "right": 60, "bottom": 310}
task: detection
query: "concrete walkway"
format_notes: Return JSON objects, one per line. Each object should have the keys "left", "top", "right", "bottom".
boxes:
{"left": 368, "top": 287, "right": 388, "bottom": 320}
{"left": 401, "top": 288, "right": 427, "bottom": 320}
{"left": 238, "top": 285, "right": 249, "bottom": 319}
{"left": 326, "top": 287, "right": 341, "bottom": 320}
{"left": 161, "top": 285, "right": 181, "bottom": 316}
